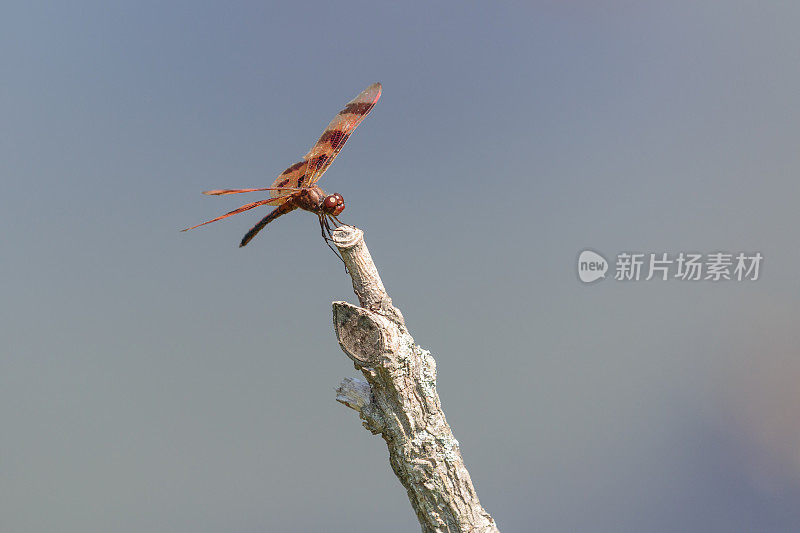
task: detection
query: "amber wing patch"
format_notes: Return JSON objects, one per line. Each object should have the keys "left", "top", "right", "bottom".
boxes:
{"left": 269, "top": 82, "right": 382, "bottom": 196}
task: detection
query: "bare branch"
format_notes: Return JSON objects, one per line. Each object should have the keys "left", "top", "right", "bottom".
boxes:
{"left": 331, "top": 225, "right": 499, "bottom": 533}
{"left": 333, "top": 225, "right": 404, "bottom": 326}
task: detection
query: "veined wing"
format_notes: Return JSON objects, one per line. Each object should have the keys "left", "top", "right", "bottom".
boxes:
{"left": 181, "top": 194, "right": 291, "bottom": 232}
{"left": 202, "top": 186, "right": 303, "bottom": 196}
{"left": 269, "top": 160, "right": 311, "bottom": 198}
{"left": 306, "top": 82, "right": 382, "bottom": 185}
{"left": 269, "top": 82, "right": 382, "bottom": 196}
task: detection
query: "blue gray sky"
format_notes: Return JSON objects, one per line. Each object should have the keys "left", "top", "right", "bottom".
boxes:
{"left": 2, "top": 1, "right": 800, "bottom": 531}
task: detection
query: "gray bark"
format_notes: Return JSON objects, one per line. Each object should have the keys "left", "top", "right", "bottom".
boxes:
{"left": 331, "top": 225, "right": 500, "bottom": 533}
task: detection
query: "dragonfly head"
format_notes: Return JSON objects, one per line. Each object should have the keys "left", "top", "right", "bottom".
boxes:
{"left": 322, "top": 193, "right": 345, "bottom": 216}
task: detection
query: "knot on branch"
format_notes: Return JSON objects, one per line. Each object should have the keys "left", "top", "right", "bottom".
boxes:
{"left": 332, "top": 301, "right": 398, "bottom": 367}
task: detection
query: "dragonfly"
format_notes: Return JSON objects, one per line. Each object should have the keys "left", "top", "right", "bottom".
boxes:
{"left": 183, "top": 82, "right": 382, "bottom": 253}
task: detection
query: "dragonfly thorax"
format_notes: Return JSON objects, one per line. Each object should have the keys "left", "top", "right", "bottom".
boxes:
{"left": 293, "top": 187, "right": 345, "bottom": 217}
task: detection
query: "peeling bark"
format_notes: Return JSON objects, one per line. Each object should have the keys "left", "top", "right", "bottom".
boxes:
{"left": 332, "top": 226, "right": 499, "bottom": 533}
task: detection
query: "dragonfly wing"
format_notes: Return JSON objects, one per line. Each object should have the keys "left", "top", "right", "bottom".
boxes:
{"left": 269, "top": 83, "right": 381, "bottom": 194}
{"left": 203, "top": 187, "right": 303, "bottom": 196}
{"left": 271, "top": 83, "right": 382, "bottom": 196}
{"left": 182, "top": 195, "right": 291, "bottom": 232}
{"left": 304, "top": 82, "right": 382, "bottom": 186}
{"left": 269, "top": 160, "right": 311, "bottom": 198}
{"left": 305, "top": 82, "right": 382, "bottom": 185}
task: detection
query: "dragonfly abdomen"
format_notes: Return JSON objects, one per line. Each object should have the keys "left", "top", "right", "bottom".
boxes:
{"left": 239, "top": 202, "right": 298, "bottom": 248}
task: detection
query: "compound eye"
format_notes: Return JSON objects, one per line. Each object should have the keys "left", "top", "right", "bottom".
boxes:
{"left": 324, "top": 196, "right": 337, "bottom": 209}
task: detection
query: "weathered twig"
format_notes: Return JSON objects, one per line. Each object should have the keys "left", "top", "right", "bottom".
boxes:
{"left": 331, "top": 225, "right": 499, "bottom": 533}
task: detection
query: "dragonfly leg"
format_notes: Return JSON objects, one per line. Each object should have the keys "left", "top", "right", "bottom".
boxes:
{"left": 319, "top": 214, "right": 346, "bottom": 268}
{"left": 330, "top": 214, "right": 353, "bottom": 230}
{"left": 319, "top": 214, "right": 336, "bottom": 240}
